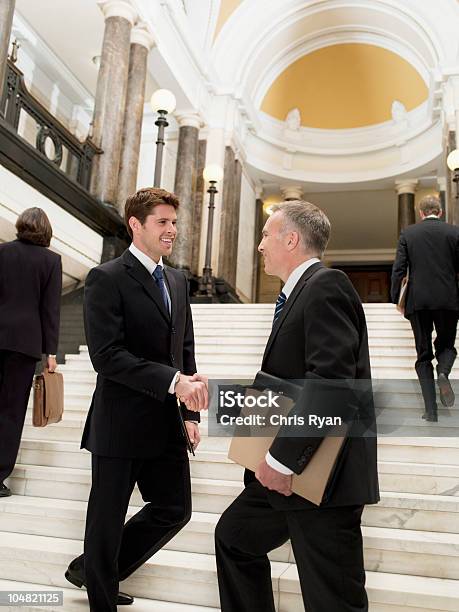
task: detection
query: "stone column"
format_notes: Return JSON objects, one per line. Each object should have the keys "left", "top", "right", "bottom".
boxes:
{"left": 280, "top": 185, "right": 304, "bottom": 201}
{"left": 116, "top": 24, "right": 154, "bottom": 212}
{"left": 0, "top": 0, "right": 15, "bottom": 110}
{"left": 169, "top": 113, "right": 201, "bottom": 271}
{"left": 190, "top": 139, "right": 207, "bottom": 275}
{"left": 90, "top": 0, "right": 137, "bottom": 205}
{"left": 395, "top": 179, "right": 418, "bottom": 235}
{"left": 218, "top": 147, "right": 242, "bottom": 288}
{"left": 252, "top": 196, "right": 264, "bottom": 302}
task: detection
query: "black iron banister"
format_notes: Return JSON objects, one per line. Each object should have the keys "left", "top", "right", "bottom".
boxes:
{"left": 1, "top": 60, "right": 100, "bottom": 191}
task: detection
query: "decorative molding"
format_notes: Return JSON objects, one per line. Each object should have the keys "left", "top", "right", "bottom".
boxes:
{"left": 130, "top": 23, "right": 155, "bottom": 50}
{"left": 176, "top": 111, "right": 202, "bottom": 129}
{"left": 280, "top": 185, "right": 303, "bottom": 200}
{"left": 325, "top": 248, "right": 396, "bottom": 263}
{"left": 97, "top": 0, "right": 138, "bottom": 25}
{"left": 395, "top": 179, "right": 418, "bottom": 194}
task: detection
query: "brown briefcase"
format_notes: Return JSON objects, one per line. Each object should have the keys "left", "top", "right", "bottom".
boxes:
{"left": 33, "top": 368, "right": 64, "bottom": 427}
{"left": 228, "top": 388, "right": 347, "bottom": 506}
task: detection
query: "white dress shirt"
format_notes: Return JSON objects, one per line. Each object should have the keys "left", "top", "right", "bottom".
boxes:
{"left": 128, "top": 244, "right": 179, "bottom": 394}
{"left": 265, "top": 257, "right": 321, "bottom": 475}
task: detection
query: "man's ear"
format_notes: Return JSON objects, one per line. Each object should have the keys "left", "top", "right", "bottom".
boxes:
{"left": 129, "top": 216, "right": 140, "bottom": 235}
{"left": 287, "top": 231, "right": 300, "bottom": 250}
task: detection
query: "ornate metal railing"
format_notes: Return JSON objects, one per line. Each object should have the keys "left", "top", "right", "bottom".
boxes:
{"left": 0, "top": 60, "right": 100, "bottom": 190}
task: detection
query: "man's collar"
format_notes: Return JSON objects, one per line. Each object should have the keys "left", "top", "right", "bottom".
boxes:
{"left": 282, "top": 257, "right": 321, "bottom": 299}
{"left": 128, "top": 243, "right": 163, "bottom": 276}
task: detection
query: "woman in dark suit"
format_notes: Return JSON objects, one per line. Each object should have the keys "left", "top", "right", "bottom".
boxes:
{"left": 0, "top": 207, "right": 62, "bottom": 497}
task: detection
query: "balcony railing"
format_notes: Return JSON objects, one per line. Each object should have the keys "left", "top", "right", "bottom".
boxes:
{"left": 1, "top": 60, "right": 99, "bottom": 191}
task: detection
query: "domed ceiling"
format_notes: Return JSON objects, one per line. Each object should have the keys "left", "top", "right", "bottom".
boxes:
{"left": 260, "top": 43, "right": 428, "bottom": 129}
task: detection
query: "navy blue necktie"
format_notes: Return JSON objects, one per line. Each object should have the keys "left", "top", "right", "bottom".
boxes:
{"left": 152, "top": 265, "right": 171, "bottom": 315}
{"left": 273, "top": 291, "right": 287, "bottom": 325}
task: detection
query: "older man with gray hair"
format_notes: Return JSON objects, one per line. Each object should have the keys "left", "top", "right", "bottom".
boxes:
{"left": 391, "top": 194, "right": 459, "bottom": 421}
{"left": 215, "top": 200, "right": 379, "bottom": 612}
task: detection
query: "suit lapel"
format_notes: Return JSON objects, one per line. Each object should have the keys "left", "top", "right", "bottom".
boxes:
{"left": 122, "top": 250, "right": 170, "bottom": 324}
{"left": 262, "top": 262, "right": 323, "bottom": 366}
{"left": 163, "top": 266, "right": 177, "bottom": 326}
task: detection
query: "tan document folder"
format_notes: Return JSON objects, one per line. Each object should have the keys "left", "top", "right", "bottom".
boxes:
{"left": 228, "top": 389, "right": 347, "bottom": 506}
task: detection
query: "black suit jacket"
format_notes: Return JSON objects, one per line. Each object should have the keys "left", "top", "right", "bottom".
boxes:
{"left": 0, "top": 239, "right": 62, "bottom": 360}
{"left": 249, "top": 263, "right": 379, "bottom": 509}
{"left": 391, "top": 218, "right": 459, "bottom": 317}
{"left": 81, "top": 249, "right": 198, "bottom": 458}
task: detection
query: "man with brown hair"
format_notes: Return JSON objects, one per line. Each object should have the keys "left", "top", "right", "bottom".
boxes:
{"left": 391, "top": 194, "right": 459, "bottom": 421}
{"left": 65, "top": 187, "right": 208, "bottom": 611}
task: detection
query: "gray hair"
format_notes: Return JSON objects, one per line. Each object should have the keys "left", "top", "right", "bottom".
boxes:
{"left": 271, "top": 200, "right": 331, "bottom": 257}
{"left": 419, "top": 195, "right": 441, "bottom": 216}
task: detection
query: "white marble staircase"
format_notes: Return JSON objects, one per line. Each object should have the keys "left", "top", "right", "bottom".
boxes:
{"left": 1, "top": 303, "right": 459, "bottom": 611}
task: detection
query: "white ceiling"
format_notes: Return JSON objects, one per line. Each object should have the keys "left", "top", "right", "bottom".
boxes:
{"left": 14, "top": 0, "right": 157, "bottom": 98}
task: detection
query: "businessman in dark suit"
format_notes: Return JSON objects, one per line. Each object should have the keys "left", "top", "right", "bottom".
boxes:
{"left": 0, "top": 208, "right": 61, "bottom": 497}
{"left": 65, "top": 188, "right": 208, "bottom": 612}
{"left": 391, "top": 195, "right": 459, "bottom": 421}
{"left": 215, "top": 201, "right": 379, "bottom": 612}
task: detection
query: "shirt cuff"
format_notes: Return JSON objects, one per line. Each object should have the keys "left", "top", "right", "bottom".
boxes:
{"left": 168, "top": 371, "right": 181, "bottom": 394}
{"left": 265, "top": 452, "right": 294, "bottom": 475}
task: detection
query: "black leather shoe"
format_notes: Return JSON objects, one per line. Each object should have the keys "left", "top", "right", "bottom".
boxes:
{"left": 437, "top": 373, "right": 455, "bottom": 407}
{"left": 0, "top": 483, "right": 11, "bottom": 497}
{"left": 65, "top": 562, "right": 134, "bottom": 605}
{"left": 422, "top": 409, "right": 438, "bottom": 422}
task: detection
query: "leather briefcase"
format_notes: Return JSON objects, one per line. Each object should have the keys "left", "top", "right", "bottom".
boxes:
{"left": 33, "top": 369, "right": 64, "bottom": 427}
{"left": 398, "top": 268, "right": 409, "bottom": 310}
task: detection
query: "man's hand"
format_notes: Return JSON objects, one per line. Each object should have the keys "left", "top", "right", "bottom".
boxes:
{"left": 175, "top": 374, "right": 208, "bottom": 412}
{"left": 190, "top": 373, "right": 208, "bottom": 386}
{"left": 255, "top": 459, "right": 292, "bottom": 496}
{"left": 47, "top": 356, "right": 57, "bottom": 373}
{"left": 185, "top": 421, "right": 200, "bottom": 451}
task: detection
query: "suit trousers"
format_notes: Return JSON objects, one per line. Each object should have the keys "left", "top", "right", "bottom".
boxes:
{"left": 0, "top": 350, "right": 37, "bottom": 483}
{"left": 215, "top": 481, "right": 367, "bottom": 612}
{"left": 408, "top": 310, "right": 458, "bottom": 409}
{"left": 75, "top": 435, "right": 191, "bottom": 612}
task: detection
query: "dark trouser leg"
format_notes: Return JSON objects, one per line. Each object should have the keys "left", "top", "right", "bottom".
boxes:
{"left": 215, "top": 481, "right": 289, "bottom": 612}
{"left": 83, "top": 455, "right": 138, "bottom": 612}
{"left": 117, "top": 438, "right": 191, "bottom": 580}
{"left": 287, "top": 505, "right": 368, "bottom": 612}
{"left": 0, "top": 350, "right": 37, "bottom": 483}
{"left": 433, "top": 310, "right": 458, "bottom": 375}
{"left": 408, "top": 312, "right": 437, "bottom": 412}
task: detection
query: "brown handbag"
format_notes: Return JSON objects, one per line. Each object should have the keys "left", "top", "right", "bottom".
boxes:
{"left": 33, "top": 368, "right": 64, "bottom": 427}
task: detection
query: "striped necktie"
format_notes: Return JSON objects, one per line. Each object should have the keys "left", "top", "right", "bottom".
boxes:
{"left": 273, "top": 291, "right": 287, "bottom": 325}
{"left": 152, "top": 265, "right": 171, "bottom": 315}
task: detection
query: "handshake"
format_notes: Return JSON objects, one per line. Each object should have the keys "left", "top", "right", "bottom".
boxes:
{"left": 175, "top": 373, "right": 209, "bottom": 412}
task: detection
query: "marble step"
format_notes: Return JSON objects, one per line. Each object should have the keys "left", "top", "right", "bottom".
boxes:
{"left": 0, "top": 579, "right": 219, "bottom": 612}
{"left": 14, "top": 439, "right": 459, "bottom": 497}
{"left": 2, "top": 496, "right": 459, "bottom": 579}
{"left": 0, "top": 532, "right": 458, "bottom": 611}
{"left": 6, "top": 465, "right": 459, "bottom": 533}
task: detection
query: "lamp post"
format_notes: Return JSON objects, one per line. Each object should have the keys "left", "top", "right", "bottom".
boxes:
{"left": 198, "top": 164, "right": 224, "bottom": 297}
{"left": 150, "top": 88, "right": 176, "bottom": 187}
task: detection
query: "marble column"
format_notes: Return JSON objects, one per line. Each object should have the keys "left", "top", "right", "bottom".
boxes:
{"left": 252, "top": 196, "right": 264, "bottom": 302}
{"left": 116, "top": 25, "right": 154, "bottom": 212}
{"left": 218, "top": 147, "right": 242, "bottom": 288}
{"left": 169, "top": 113, "right": 201, "bottom": 271}
{"left": 280, "top": 185, "right": 304, "bottom": 201}
{"left": 90, "top": 0, "right": 137, "bottom": 205}
{"left": 190, "top": 139, "right": 207, "bottom": 275}
{"left": 0, "top": 0, "right": 15, "bottom": 111}
{"left": 395, "top": 179, "right": 418, "bottom": 235}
